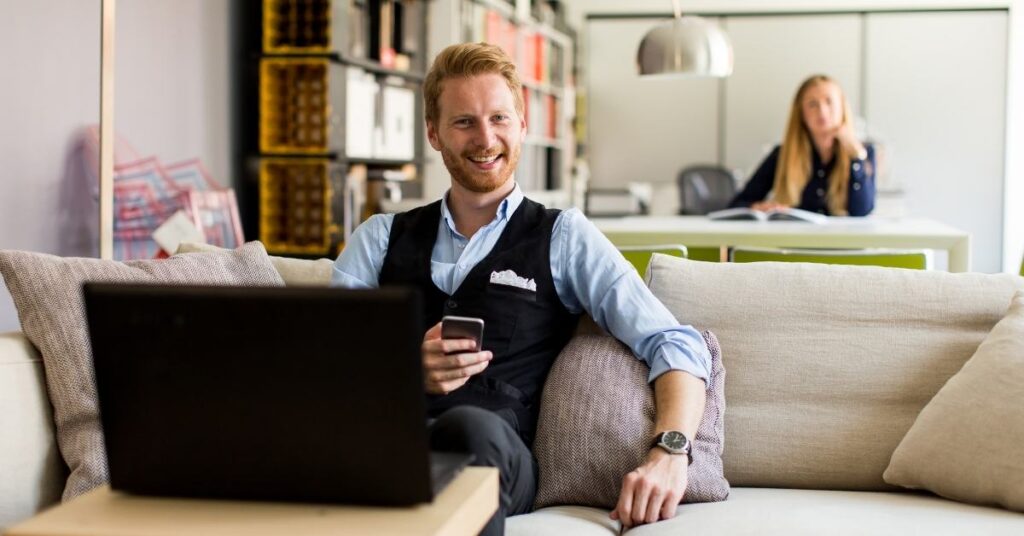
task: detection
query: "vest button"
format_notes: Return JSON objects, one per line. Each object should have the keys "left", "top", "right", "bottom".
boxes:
{"left": 446, "top": 299, "right": 458, "bottom": 309}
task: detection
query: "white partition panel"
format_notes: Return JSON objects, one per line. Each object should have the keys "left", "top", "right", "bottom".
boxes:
{"left": 865, "top": 11, "right": 1007, "bottom": 273}
{"left": 723, "top": 14, "right": 863, "bottom": 182}
{"left": 586, "top": 18, "right": 720, "bottom": 196}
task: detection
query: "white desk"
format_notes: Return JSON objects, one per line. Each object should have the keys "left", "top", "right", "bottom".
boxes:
{"left": 592, "top": 216, "right": 972, "bottom": 272}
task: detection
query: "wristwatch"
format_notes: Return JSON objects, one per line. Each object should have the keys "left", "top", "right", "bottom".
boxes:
{"left": 651, "top": 431, "right": 693, "bottom": 464}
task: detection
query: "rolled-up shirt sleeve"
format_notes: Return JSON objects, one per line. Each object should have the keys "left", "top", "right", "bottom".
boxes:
{"left": 330, "top": 213, "right": 394, "bottom": 289}
{"left": 550, "top": 209, "right": 712, "bottom": 387}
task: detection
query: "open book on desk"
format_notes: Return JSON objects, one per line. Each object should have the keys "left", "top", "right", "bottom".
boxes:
{"left": 707, "top": 207, "right": 829, "bottom": 224}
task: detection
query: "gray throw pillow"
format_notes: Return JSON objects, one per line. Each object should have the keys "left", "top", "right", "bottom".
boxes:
{"left": 0, "top": 242, "right": 285, "bottom": 500}
{"left": 533, "top": 330, "right": 728, "bottom": 509}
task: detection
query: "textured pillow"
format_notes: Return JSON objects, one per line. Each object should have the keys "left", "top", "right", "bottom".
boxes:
{"left": 176, "top": 242, "right": 333, "bottom": 286}
{"left": 533, "top": 330, "right": 728, "bottom": 509}
{"left": 646, "top": 254, "right": 1022, "bottom": 491}
{"left": 884, "top": 290, "right": 1024, "bottom": 511}
{"left": 0, "top": 242, "right": 285, "bottom": 500}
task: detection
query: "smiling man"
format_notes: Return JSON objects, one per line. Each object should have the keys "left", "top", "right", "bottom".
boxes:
{"left": 331, "top": 43, "right": 710, "bottom": 534}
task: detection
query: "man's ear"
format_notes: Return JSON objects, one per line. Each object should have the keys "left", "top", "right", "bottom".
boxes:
{"left": 426, "top": 120, "right": 442, "bottom": 151}
{"left": 519, "top": 114, "right": 527, "bottom": 142}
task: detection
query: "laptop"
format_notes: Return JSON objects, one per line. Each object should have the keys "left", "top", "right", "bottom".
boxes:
{"left": 83, "top": 283, "right": 472, "bottom": 506}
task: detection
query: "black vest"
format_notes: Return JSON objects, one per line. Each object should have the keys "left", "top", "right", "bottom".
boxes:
{"left": 379, "top": 198, "right": 580, "bottom": 444}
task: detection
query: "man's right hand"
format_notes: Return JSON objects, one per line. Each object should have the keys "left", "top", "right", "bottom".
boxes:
{"left": 421, "top": 322, "right": 492, "bottom": 395}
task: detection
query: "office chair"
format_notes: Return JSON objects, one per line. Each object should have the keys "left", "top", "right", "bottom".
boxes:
{"left": 729, "top": 246, "right": 932, "bottom": 270}
{"left": 675, "top": 166, "right": 736, "bottom": 261}
{"left": 617, "top": 245, "right": 688, "bottom": 275}
{"left": 677, "top": 165, "right": 738, "bottom": 216}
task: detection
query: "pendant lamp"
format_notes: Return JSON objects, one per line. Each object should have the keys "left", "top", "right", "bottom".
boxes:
{"left": 637, "top": 0, "right": 733, "bottom": 78}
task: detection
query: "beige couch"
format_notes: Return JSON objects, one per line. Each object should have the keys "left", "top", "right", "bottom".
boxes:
{"left": 2, "top": 248, "right": 1023, "bottom": 534}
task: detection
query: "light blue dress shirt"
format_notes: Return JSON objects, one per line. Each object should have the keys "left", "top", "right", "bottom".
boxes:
{"left": 331, "top": 183, "right": 711, "bottom": 386}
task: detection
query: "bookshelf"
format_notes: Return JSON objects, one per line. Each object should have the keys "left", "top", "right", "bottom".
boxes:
{"left": 422, "top": 0, "right": 577, "bottom": 207}
{"left": 240, "top": 0, "right": 429, "bottom": 256}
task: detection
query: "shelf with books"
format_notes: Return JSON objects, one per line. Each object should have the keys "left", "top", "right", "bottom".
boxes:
{"left": 264, "top": 0, "right": 426, "bottom": 75}
{"left": 242, "top": 0, "right": 429, "bottom": 256}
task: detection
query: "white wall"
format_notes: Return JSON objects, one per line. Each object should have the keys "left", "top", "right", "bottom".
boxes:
{"left": 1004, "top": 4, "right": 1024, "bottom": 273}
{"left": 0, "top": 0, "right": 231, "bottom": 333}
{"left": 586, "top": 18, "right": 720, "bottom": 188}
{"left": 116, "top": 0, "right": 231, "bottom": 187}
{"left": 864, "top": 11, "right": 1007, "bottom": 274}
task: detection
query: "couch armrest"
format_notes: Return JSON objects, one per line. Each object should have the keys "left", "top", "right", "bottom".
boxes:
{"left": 0, "top": 332, "right": 65, "bottom": 529}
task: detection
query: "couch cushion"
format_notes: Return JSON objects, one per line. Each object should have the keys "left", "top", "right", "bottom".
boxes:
{"left": 0, "top": 332, "right": 64, "bottom": 529}
{"left": 885, "top": 289, "right": 1024, "bottom": 512}
{"left": 0, "top": 242, "right": 284, "bottom": 500}
{"left": 508, "top": 505, "right": 618, "bottom": 536}
{"left": 176, "top": 242, "right": 333, "bottom": 286}
{"left": 510, "top": 487, "right": 1024, "bottom": 535}
{"left": 533, "top": 330, "right": 727, "bottom": 510}
{"left": 646, "top": 255, "right": 1022, "bottom": 491}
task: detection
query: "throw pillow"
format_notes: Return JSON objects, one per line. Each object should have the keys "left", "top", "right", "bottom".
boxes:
{"left": 176, "top": 242, "right": 333, "bottom": 286}
{"left": 884, "top": 290, "right": 1024, "bottom": 512}
{"left": 533, "top": 330, "right": 728, "bottom": 509}
{"left": 0, "top": 242, "right": 285, "bottom": 500}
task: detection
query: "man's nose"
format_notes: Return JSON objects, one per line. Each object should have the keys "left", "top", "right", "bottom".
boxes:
{"left": 472, "top": 122, "right": 498, "bottom": 147}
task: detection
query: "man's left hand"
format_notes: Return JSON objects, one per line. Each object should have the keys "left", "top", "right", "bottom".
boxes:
{"left": 609, "top": 448, "right": 689, "bottom": 529}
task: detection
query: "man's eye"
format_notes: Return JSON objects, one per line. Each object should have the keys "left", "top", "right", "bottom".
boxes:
{"left": 493, "top": 114, "right": 509, "bottom": 122}
{"left": 455, "top": 119, "right": 472, "bottom": 126}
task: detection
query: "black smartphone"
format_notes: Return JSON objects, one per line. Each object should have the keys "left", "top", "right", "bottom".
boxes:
{"left": 441, "top": 315, "right": 485, "bottom": 353}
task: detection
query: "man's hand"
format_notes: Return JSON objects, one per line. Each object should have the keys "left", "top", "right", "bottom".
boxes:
{"left": 610, "top": 448, "right": 689, "bottom": 529}
{"left": 421, "top": 322, "right": 492, "bottom": 395}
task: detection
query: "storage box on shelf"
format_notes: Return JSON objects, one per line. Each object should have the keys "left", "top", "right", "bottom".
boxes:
{"left": 259, "top": 58, "right": 342, "bottom": 155}
{"left": 258, "top": 158, "right": 341, "bottom": 255}
{"left": 263, "top": 0, "right": 333, "bottom": 54}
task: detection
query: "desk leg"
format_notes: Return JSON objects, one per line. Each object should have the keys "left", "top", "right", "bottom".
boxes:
{"left": 948, "top": 237, "right": 971, "bottom": 273}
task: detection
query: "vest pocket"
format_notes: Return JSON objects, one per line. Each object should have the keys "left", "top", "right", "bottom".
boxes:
{"left": 485, "top": 283, "right": 538, "bottom": 302}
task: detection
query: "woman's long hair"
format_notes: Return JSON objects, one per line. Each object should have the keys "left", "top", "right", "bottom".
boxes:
{"left": 771, "top": 75, "right": 856, "bottom": 216}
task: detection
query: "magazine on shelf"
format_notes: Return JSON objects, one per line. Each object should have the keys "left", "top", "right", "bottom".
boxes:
{"left": 707, "top": 206, "right": 829, "bottom": 224}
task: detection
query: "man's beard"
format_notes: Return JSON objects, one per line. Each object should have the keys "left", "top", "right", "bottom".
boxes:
{"left": 440, "top": 142, "right": 521, "bottom": 194}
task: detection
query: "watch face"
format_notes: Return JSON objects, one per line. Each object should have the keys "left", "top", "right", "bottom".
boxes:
{"left": 663, "top": 431, "right": 687, "bottom": 450}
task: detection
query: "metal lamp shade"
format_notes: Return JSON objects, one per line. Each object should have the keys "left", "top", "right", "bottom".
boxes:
{"left": 637, "top": 16, "right": 733, "bottom": 78}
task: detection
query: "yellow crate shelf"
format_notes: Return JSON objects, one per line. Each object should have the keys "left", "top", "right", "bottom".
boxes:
{"left": 263, "top": 0, "right": 333, "bottom": 54}
{"left": 260, "top": 58, "right": 334, "bottom": 154}
{"left": 259, "top": 158, "right": 335, "bottom": 255}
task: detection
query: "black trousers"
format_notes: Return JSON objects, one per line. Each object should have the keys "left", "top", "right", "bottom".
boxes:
{"left": 428, "top": 406, "right": 537, "bottom": 536}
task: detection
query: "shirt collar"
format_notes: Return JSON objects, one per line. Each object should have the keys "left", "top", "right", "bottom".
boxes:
{"left": 441, "top": 182, "right": 524, "bottom": 236}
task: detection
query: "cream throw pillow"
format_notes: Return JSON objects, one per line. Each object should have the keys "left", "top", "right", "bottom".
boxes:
{"left": 884, "top": 290, "right": 1024, "bottom": 511}
{"left": 176, "top": 242, "right": 333, "bottom": 286}
{"left": 0, "top": 242, "right": 284, "bottom": 499}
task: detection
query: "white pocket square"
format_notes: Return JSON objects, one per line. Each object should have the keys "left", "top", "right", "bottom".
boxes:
{"left": 489, "top": 269, "right": 537, "bottom": 292}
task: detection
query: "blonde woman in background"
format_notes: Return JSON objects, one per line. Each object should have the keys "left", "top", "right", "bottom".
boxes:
{"left": 729, "top": 74, "right": 876, "bottom": 216}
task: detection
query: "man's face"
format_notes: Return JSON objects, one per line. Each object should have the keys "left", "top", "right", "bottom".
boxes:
{"left": 426, "top": 73, "right": 526, "bottom": 193}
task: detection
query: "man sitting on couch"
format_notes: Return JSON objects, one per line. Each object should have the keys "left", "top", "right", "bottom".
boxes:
{"left": 331, "top": 42, "right": 710, "bottom": 533}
